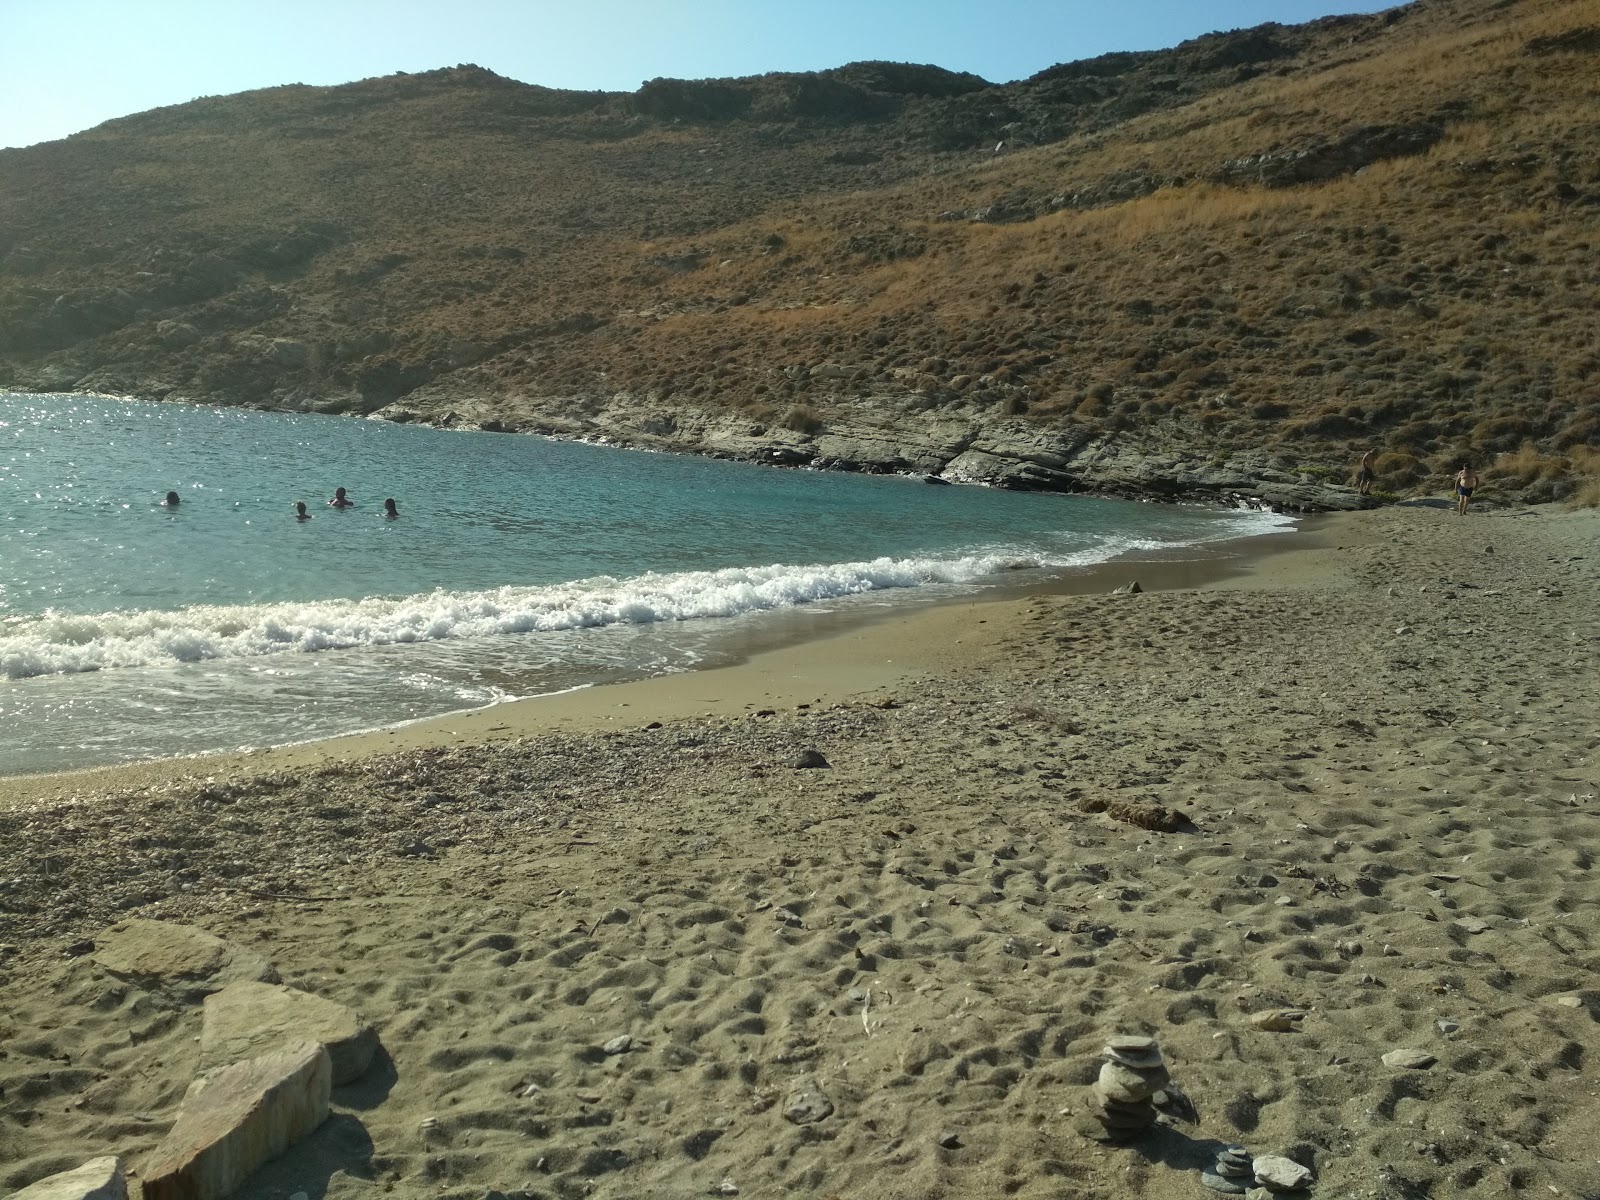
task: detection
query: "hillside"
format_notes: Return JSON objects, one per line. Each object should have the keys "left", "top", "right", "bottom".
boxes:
{"left": 2, "top": 0, "right": 1597, "bottom": 507}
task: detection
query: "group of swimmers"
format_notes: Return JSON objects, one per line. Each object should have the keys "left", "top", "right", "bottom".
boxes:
{"left": 161, "top": 487, "right": 399, "bottom": 519}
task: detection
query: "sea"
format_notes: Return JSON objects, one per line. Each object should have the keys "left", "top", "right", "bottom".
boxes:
{"left": 0, "top": 391, "right": 1294, "bottom": 775}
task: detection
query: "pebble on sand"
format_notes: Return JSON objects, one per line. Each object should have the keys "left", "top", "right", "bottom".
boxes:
{"left": 1381, "top": 1048, "right": 1438, "bottom": 1070}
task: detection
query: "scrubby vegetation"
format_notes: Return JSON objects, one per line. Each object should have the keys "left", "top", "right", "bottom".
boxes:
{"left": 0, "top": 0, "right": 1595, "bottom": 498}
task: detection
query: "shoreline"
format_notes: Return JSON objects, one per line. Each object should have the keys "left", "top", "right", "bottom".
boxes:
{"left": 3, "top": 502, "right": 1597, "bottom": 1199}
{"left": 0, "top": 514, "right": 1322, "bottom": 807}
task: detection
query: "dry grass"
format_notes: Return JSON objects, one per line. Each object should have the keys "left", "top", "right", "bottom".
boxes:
{"left": 1, "top": 0, "right": 1598, "bottom": 496}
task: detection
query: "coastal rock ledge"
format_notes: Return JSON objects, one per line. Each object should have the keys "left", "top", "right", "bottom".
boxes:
{"left": 377, "top": 395, "right": 1380, "bottom": 513}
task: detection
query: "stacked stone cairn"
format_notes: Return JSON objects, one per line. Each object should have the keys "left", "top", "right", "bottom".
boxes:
{"left": 1074, "top": 1034, "right": 1169, "bottom": 1141}
{"left": 1202, "top": 1145, "right": 1256, "bottom": 1193}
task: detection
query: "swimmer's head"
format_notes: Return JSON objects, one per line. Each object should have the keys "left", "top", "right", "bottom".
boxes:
{"left": 383, "top": 497, "right": 398, "bottom": 516}
{"left": 295, "top": 501, "right": 307, "bottom": 516}
{"left": 164, "top": 491, "right": 180, "bottom": 506}
{"left": 334, "top": 486, "right": 347, "bottom": 500}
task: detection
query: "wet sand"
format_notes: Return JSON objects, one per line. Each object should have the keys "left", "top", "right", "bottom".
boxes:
{"left": 2, "top": 504, "right": 1596, "bottom": 1200}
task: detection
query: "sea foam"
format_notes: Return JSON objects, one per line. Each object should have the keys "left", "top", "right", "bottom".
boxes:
{"left": 0, "top": 551, "right": 1021, "bottom": 679}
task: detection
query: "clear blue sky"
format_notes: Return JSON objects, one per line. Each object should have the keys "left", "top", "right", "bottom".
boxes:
{"left": 0, "top": 0, "right": 1398, "bottom": 149}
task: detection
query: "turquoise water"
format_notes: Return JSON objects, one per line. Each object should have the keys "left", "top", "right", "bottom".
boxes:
{"left": 0, "top": 392, "right": 1291, "bottom": 773}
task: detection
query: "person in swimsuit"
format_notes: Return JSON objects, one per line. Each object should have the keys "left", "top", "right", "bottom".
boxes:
{"left": 1356, "top": 449, "right": 1376, "bottom": 495}
{"left": 163, "top": 490, "right": 181, "bottom": 507}
{"left": 328, "top": 486, "right": 354, "bottom": 509}
{"left": 382, "top": 497, "right": 399, "bottom": 520}
{"left": 294, "top": 501, "right": 312, "bottom": 521}
{"left": 1455, "top": 463, "right": 1479, "bottom": 516}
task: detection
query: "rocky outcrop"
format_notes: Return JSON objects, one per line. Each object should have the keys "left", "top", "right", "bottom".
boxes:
{"left": 1215, "top": 119, "right": 1447, "bottom": 187}
{"left": 390, "top": 393, "right": 1375, "bottom": 512}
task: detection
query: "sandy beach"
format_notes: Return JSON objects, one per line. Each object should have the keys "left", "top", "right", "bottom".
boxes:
{"left": 2, "top": 503, "right": 1597, "bottom": 1200}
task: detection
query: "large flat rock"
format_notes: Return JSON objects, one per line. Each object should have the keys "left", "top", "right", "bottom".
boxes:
{"left": 10, "top": 1157, "right": 127, "bottom": 1200}
{"left": 141, "top": 1041, "right": 331, "bottom": 1200}
{"left": 201, "top": 981, "right": 377, "bottom": 1085}
{"left": 92, "top": 919, "right": 278, "bottom": 998}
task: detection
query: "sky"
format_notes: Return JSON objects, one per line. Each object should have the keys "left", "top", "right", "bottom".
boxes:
{"left": 0, "top": 0, "right": 1399, "bottom": 149}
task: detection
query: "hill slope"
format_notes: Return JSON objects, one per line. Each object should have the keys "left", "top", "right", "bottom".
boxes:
{"left": 2, "top": 0, "right": 1597, "bottom": 506}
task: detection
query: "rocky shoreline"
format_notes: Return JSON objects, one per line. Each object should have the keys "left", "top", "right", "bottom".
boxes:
{"left": 390, "top": 394, "right": 1380, "bottom": 514}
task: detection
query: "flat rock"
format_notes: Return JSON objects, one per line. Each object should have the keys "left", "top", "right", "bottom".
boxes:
{"left": 1201, "top": 1172, "right": 1250, "bottom": 1195}
{"left": 1381, "top": 1048, "right": 1438, "bottom": 1070}
{"left": 200, "top": 981, "right": 377, "bottom": 1085}
{"left": 1252, "top": 1154, "right": 1314, "bottom": 1191}
{"left": 1097, "top": 1060, "right": 1168, "bottom": 1102}
{"left": 782, "top": 1081, "right": 834, "bottom": 1125}
{"left": 10, "top": 1157, "right": 127, "bottom": 1200}
{"left": 93, "top": 919, "right": 278, "bottom": 998}
{"left": 1249, "top": 1009, "right": 1304, "bottom": 1032}
{"left": 141, "top": 1040, "right": 332, "bottom": 1200}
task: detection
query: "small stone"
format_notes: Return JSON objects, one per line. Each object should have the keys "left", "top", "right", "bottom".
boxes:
{"left": 1249, "top": 1009, "right": 1304, "bottom": 1032}
{"left": 1454, "top": 917, "right": 1490, "bottom": 934}
{"left": 1273, "top": 895, "right": 1295, "bottom": 907}
{"left": 1553, "top": 994, "right": 1584, "bottom": 1008}
{"left": 602, "top": 1035, "right": 633, "bottom": 1055}
{"left": 1435, "top": 1019, "right": 1460, "bottom": 1034}
{"left": 1252, "top": 1154, "right": 1314, "bottom": 1191}
{"left": 1246, "top": 1190, "right": 1274, "bottom": 1200}
{"left": 1112, "top": 581, "right": 1143, "bottom": 595}
{"left": 714, "top": 1180, "right": 739, "bottom": 1197}
{"left": 1201, "top": 1172, "right": 1250, "bottom": 1194}
{"left": 936, "top": 1129, "right": 962, "bottom": 1149}
{"left": 1100, "top": 1037, "right": 1164, "bottom": 1069}
{"left": 9, "top": 1156, "right": 126, "bottom": 1200}
{"left": 793, "top": 749, "right": 830, "bottom": 769}
{"left": 1381, "top": 1048, "right": 1437, "bottom": 1070}
{"left": 1096, "top": 1060, "right": 1168, "bottom": 1102}
{"left": 782, "top": 1081, "right": 833, "bottom": 1125}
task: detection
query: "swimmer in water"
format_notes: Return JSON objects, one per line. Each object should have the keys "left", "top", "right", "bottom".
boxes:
{"left": 162, "top": 491, "right": 181, "bottom": 507}
{"left": 328, "top": 486, "right": 354, "bottom": 509}
{"left": 295, "top": 501, "right": 312, "bottom": 521}
{"left": 383, "top": 497, "right": 399, "bottom": 520}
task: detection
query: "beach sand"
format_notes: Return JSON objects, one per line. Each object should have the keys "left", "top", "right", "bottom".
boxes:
{"left": 1, "top": 504, "right": 1596, "bottom": 1199}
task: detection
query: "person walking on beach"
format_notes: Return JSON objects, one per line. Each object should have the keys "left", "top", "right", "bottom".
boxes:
{"left": 294, "top": 501, "right": 312, "bottom": 521}
{"left": 382, "top": 497, "right": 399, "bottom": 520}
{"left": 1356, "top": 449, "right": 1376, "bottom": 495}
{"left": 329, "top": 486, "right": 354, "bottom": 508}
{"left": 1454, "top": 463, "right": 1479, "bottom": 515}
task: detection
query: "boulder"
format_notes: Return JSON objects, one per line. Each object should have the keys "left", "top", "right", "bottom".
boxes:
{"left": 93, "top": 919, "right": 278, "bottom": 999}
{"left": 9, "top": 1157, "right": 126, "bottom": 1200}
{"left": 200, "top": 981, "right": 378, "bottom": 1085}
{"left": 141, "top": 1041, "right": 332, "bottom": 1200}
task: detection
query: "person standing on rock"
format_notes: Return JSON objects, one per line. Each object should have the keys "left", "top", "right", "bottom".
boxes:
{"left": 1356, "top": 449, "right": 1376, "bottom": 495}
{"left": 1454, "top": 463, "right": 1479, "bottom": 516}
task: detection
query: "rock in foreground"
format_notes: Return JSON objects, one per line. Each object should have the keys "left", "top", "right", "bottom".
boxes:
{"left": 10, "top": 1157, "right": 126, "bottom": 1200}
{"left": 141, "top": 1041, "right": 332, "bottom": 1200}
